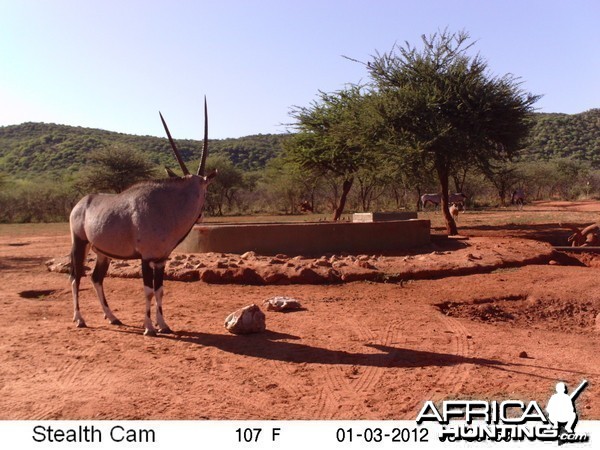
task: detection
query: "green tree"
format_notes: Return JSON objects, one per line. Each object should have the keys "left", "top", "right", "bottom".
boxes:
{"left": 286, "top": 85, "right": 381, "bottom": 220}
{"left": 517, "top": 160, "right": 556, "bottom": 199}
{"left": 204, "top": 155, "right": 245, "bottom": 216}
{"left": 366, "top": 30, "right": 539, "bottom": 234}
{"left": 257, "top": 155, "right": 322, "bottom": 214}
{"left": 551, "top": 158, "right": 591, "bottom": 199}
{"left": 482, "top": 160, "right": 522, "bottom": 206}
{"left": 78, "top": 145, "right": 157, "bottom": 193}
{"left": 0, "top": 172, "right": 9, "bottom": 192}
{"left": 0, "top": 177, "right": 78, "bottom": 223}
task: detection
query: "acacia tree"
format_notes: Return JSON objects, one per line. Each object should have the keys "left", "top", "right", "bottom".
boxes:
{"left": 482, "top": 160, "right": 522, "bottom": 206}
{"left": 366, "top": 30, "right": 539, "bottom": 234}
{"left": 78, "top": 144, "right": 157, "bottom": 193}
{"left": 203, "top": 155, "right": 245, "bottom": 216}
{"left": 286, "top": 85, "right": 380, "bottom": 220}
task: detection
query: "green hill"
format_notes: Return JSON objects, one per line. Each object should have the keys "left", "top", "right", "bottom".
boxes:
{"left": 1, "top": 109, "right": 598, "bottom": 178}
{"left": 0, "top": 122, "right": 290, "bottom": 177}
{"left": 524, "top": 109, "right": 600, "bottom": 165}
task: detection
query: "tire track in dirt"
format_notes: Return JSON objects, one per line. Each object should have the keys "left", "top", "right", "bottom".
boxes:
{"left": 320, "top": 318, "right": 401, "bottom": 418}
{"left": 266, "top": 316, "right": 397, "bottom": 419}
{"left": 269, "top": 350, "right": 333, "bottom": 419}
{"left": 320, "top": 321, "right": 366, "bottom": 418}
{"left": 351, "top": 324, "right": 384, "bottom": 394}
{"left": 20, "top": 333, "right": 113, "bottom": 419}
{"left": 380, "top": 311, "right": 474, "bottom": 416}
{"left": 432, "top": 312, "right": 474, "bottom": 400}
{"left": 10, "top": 401, "right": 63, "bottom": 420}
{"left": 28, "top": 401, "right": 64, "bottom": 420}
{"left": 8, "top": 344, "right": 103, "bottom": 419}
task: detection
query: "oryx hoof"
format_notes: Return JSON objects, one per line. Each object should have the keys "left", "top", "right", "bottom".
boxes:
{"left": 110, "top": 319, "right": 123, "bottom": 326}
{"left": 158, "top": 327, "right": 173, "bottom": 334}
{"left": 144, "top": 328, "right": 157, "bottom": 337}
{"left": 76, "top": 320, "right": 87, "bottom": 328}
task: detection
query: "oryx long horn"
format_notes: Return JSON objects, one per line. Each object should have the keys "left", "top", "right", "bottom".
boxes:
{"left": 159, "top": 111, "right": 190, "bottom": 176}
{"left": 197, "top": 96, "right": 208, "bottom": 176}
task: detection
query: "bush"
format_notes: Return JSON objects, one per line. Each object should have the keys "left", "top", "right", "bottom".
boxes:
{"left": 0, "top": 178, "right": 79, "bottom": 223}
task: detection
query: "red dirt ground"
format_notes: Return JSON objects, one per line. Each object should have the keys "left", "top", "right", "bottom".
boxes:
{"left": 1, "top": 202, "right": 599, "bottom": 420}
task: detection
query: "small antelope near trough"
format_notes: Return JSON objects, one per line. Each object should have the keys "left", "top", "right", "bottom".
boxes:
{"left": 449, "top": 203, "right": 460, "bottom": 221}
{"left": 69, "top": 99, "right": 215, "bottom": 336}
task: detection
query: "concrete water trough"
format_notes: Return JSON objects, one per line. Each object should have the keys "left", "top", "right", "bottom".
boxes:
{"left": 352, "top": 211, "right": 418, "bottom": 222}
{"left": 176, "top": 218, "right": 430, "bottom": 256}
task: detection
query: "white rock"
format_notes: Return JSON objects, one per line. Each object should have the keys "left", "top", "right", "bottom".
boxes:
{"left": 241, "top": 251, "right": 256, "bottom": 260}
{"left": 264, "top": 296, "right": 303, "bottom": 312}
{"left": 313, "top": 258, "right": 332, "bottom": 267}
{"left": 224, "top": 304, "right": 266, "bottom": 334}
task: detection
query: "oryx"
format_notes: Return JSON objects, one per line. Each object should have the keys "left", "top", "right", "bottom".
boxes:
{"left": 511, "top": 188, "right": 525, "bottom": 209}
{"left": 69, "top": 99, "right": 215, "bottom": 336}
{"left": 420, "top": 192, "right": 468, "bottom": 210}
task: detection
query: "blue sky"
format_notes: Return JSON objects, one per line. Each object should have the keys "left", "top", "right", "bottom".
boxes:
{"left": 1, "top": 0, "right": 598, "bottom": 139}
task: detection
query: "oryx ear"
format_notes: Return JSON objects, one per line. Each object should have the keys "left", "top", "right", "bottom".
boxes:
{"left": 159, "top": 111, "right": 190, "bottom": 176}
{"left": 164, "top": 166, "right": 178, "bottom": 178}
{"left": 206, "top": 168, "right": 217, "bottom": 181}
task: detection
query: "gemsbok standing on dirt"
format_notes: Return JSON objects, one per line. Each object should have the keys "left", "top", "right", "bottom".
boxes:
{"left": 511, "top": 188, "right": 525, "bottom": 209}
{"left": 69, "top": 99, "right": 215, "bottom": 336}
{"left": 420, "top": 192, "right": 468, "bottom": 210}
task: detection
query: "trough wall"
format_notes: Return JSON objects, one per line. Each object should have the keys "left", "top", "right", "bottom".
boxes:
{"left": 176, "top": 219, "right": 431, "bottom": 256}
{"left": 352, "top": 212, "right": 418, "bottom": 222}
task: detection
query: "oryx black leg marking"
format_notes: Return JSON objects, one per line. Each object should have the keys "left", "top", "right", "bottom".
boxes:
{"left": 70, "top": 235, "right": 89, "bottom": 328}
{"left": 141, "top": 260, "right": 157, "bottom": 336}
{"left": 141, "top": 259, "right": 171, "bottom": 336}
{"left": 152, "top": 261, "right": 172, "bottom": 334}
{"left": 91, "top": 254, "right": 121, "bottom": 325}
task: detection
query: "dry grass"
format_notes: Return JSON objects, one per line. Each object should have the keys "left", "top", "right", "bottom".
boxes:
{"left": 2, "top": 201, "right": 598, "bottom": 241}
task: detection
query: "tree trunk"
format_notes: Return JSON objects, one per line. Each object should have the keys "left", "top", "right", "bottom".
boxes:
{"left": 357, "top": 176, "right": 373, "bottom": 212}
{"left": 437, "top": 167, "right": 458, "bottom": 235}
{"left": 499, "top": 185, "right": 507, "bottom": 207}
{"left": 287, "top": 190, "right": 297, "bottom": 215}
{"left": 452, "top": 167, "right": 468, "bottom": 193}
{"left": 391, "top": 186, "right": 401, "bottom": 209}
{"left": 333, "top": 177, "right": 354, "bottom": 221}
{"left": 225, "top": 189, "right": 236, "bottom": 212}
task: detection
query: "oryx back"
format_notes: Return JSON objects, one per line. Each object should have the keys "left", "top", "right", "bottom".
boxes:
{"left": 71, "top": 176, "right": 207, "bottom": 261}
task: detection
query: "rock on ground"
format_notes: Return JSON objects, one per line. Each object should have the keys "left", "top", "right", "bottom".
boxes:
{"left": 224, "top": 304, "right": 266, "bottom": 334}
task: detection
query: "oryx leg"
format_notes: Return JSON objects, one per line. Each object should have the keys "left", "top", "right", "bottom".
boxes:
{"left": 91, "top": 254, "right": 121, "bottom": 325}
{"left": 70, "top": 235, "right": 89, "bottom": 328}
{"left": 141, "top": 259, "right": 172, "bottom": 336}
{"left": 142, "top": 260, "right": 157, "bottom": 336}
{"left": 152, "top": 261, "right": 172, "bottom": 334}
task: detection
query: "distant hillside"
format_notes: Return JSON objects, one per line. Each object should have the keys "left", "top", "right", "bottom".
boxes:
{"left": 0, "top": 122, "right": 290, "bottom": 177}
{"left": 523, "top": 109, "right": 600, "bottom": 164}
{"left": 1, "top": 109, "right": 598, "bottom": 177}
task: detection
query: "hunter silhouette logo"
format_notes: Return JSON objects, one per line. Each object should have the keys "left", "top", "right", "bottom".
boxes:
{"left": 546, "top": 380, "right": 588, "bottom": 442}
{"left": 416, "top": 379, "right": 590, "bottom": 444}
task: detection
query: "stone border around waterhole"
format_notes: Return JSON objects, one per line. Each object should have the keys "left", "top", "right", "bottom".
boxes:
{"left": 46, "top": 237, "right": 558, "bottom": 285}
